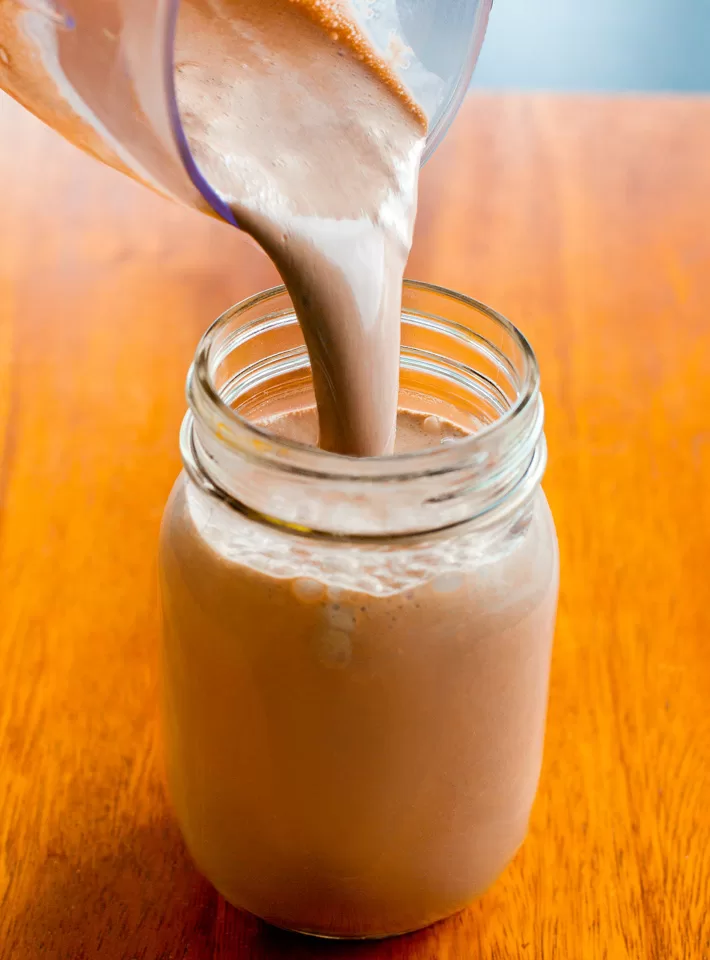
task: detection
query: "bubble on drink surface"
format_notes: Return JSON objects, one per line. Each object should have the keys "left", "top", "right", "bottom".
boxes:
{"left": 326, "top": 604, "right": 357, "bottom": 631}
{"left": 0, "top": 45, "right": 10, "bottom": 67}
{"left": 318, "top": 629, "right": 352, "bottom": 668}
{"left": 292, "top": 577, "right": 325, "bottom": 603}
{"left": 422, "top": 415, "right": 441, "bottom": 436}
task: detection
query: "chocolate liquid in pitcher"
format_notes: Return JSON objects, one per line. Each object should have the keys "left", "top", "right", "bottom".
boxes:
{"left": 175, "top": 0, "right": 427, "bottom": 456}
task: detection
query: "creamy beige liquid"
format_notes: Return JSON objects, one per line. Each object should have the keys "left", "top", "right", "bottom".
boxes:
{"left": 175, "top": 0, "right": 427, "bottom": 456}
{"left": 260, "top": 406, "right": 468, "bottom": 450}
{"left": 161, "top": 408, "right": 559, "bottom": 938}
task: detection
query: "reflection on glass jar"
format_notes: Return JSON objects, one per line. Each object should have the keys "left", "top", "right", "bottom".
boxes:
{"left": 159, "top": 281, "right": 559, "bottom": 939}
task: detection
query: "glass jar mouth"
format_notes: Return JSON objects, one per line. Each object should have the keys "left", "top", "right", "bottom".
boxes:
{"left": 187, "top": 280, "right": 540, "bottom": 485}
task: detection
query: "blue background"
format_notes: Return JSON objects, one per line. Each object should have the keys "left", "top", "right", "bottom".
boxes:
{"left": 472, "top": 0, "right": 710, "bottom": 92}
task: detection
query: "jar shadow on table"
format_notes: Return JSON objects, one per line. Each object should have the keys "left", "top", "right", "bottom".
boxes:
{"left": 11, "top": 809, "right": 501, "bottom": 959}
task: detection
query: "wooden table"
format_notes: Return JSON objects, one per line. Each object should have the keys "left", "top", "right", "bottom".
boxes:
{"left": 1, "top": 91, "right": 709, "bottom": 959}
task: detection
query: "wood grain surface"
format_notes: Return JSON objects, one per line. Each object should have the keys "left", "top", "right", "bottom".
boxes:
{"left": 1, "top": 91, "right": 710, "bottom": 959}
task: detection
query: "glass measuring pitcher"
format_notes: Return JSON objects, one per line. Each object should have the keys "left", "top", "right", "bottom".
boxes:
{"left": 0, "top": 0, "right": 492, "bottom": 224}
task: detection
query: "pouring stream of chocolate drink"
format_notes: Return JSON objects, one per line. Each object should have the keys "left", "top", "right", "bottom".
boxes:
{"left": 175, "top": 0, "right": 428, "bottom": 456}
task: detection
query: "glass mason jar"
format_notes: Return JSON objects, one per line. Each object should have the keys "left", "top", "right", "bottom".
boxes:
{"left": 159, "top": 281, "right": 559, "bottom": 940}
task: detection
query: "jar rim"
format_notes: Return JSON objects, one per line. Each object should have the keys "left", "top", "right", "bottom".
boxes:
{"left": 188, "top": 279, "right": 540, "bottom": 484}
